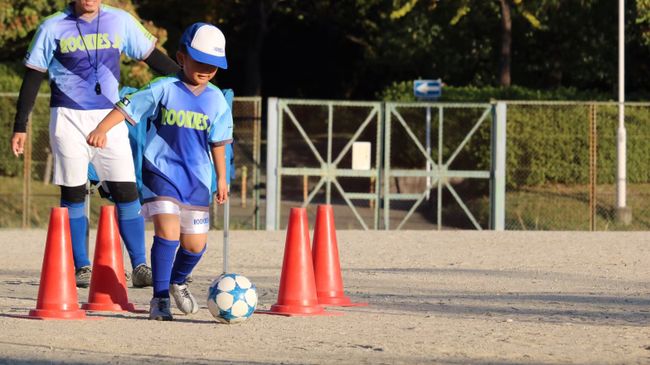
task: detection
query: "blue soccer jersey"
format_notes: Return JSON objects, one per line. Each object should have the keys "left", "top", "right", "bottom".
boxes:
{"left": 116, "top": 75, "right": 234, "bottom": 208}
{"left": 24, "top": 4, "right": 156, "bottom": 110}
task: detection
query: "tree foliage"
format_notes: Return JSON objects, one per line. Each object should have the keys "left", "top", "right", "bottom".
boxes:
{"left": 1, "top": 0, "right": 650, "bottom": 98}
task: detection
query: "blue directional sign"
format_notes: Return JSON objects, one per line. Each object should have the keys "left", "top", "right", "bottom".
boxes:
{"left": 414, "top": 79, "right": 442, "bottom": 100}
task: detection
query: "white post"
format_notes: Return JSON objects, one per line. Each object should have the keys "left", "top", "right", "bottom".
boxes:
{"left": 491, "top": 102, "right": 506, "bottom": 231}
{"left": 617, "top": 0, "right": 632, "bottom": 224}
{"left": 265, "top": 97, "right": 279, "bottom": 230}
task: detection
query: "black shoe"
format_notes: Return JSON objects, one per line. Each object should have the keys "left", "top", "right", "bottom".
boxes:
{"left": 75, "top": 266, "right": 92, "bottom": 288}
{"left": 132, "top": 264, "right": 153, "bottom": 288}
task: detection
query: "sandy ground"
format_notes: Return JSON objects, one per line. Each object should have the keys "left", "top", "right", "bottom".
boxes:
{"left": 1, "top": 229, "right": 650, "bottom": 364}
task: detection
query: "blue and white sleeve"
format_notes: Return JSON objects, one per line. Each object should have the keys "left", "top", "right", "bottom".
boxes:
{"left": 24, "top": 25, "right": 55, "bottom": 72}
{"left": 208, "top": 105, "right": 234, "bottom": 146}
{"left": 115, "top": 82, "right": 161, "bottom": 125}
{"left": 120, "top": 11, "right": 156, "bottom": 60}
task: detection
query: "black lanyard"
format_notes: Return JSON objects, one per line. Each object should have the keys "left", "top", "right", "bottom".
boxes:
{"left": 75, "top": 8, "right": 102, "bottom": 95}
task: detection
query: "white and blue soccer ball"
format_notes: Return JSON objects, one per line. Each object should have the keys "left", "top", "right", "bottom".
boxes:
{"left": 207, "top": 273, "right": 257, "bottom": 324}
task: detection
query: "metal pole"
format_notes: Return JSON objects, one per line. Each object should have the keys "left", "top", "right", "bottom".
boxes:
{"left": 265, "top": 97, "right": 278, "bottom": 230}
{"left": 616, "top": 0, "right": 631, "bottom": 224}
{"left": 326, "top": 103, "right": 333, "bottom": 204}
{"left": 425, "top": 106, "right": 431, "bottom": 200}
{"left": 85, "top": 181, "right": 91, "bottom": 254}
{"left": 222, "top": 188, "right": 230, "bottom": 274}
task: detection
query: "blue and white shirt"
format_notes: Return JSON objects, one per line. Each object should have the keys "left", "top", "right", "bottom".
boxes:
{"left": 116, "top": 75, "right": 233, "bottom": 209}
{"left": 24, "top": 4, "right": 156, "bottom": 110}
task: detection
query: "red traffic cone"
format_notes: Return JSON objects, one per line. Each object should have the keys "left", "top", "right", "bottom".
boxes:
{"left": 312, "top": 205, "right": 367, "bottom": 307}
{"left": 265, "top": 208, "right": 332, "bottom": 316}
{"left": 28, "top": 208, "right": 86, "bottom": 319}
{"left": 82, "top": 206, "right": 137, "bottom": 312}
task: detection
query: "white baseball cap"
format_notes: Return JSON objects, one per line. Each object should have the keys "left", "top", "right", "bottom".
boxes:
{"left": 180, "top": 22, "right": 228, "bottom": 69}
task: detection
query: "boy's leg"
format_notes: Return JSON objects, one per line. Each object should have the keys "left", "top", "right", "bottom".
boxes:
{"left": 60, "top": 185, "right": 91, "bottom": 287}
{"left": 170, "top": 236, "right": 207, "bottom": 285}
{"left": 169, "top": 209, "right": 209, "bottom": 315}
{"left": 105, "top": 181, "right": 151, "bottom": 287}
{"left": 92, "top": 120, "right": 151, "bottom": 286}
{"left": 149, "top": 212, "right": 180, "bottom": 320}
{"left": 49, "top": 107, "right": 95, "bottom": 288}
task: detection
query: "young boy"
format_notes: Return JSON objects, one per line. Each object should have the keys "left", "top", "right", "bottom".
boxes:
{"left": 87, "top": 22, "right": 233, "bottom": 320}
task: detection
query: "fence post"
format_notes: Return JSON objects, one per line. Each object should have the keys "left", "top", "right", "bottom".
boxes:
{"left": 490, "top": 102, "right": 506, "bottom": 231}
{"left": 22, "top": 113, "right": 33, "bottom": 229}
{"left": 241, "top": 166, "right": 247, "bottom": 208}
{"left": 265, "top": 97, "right": 279, "bottom": 231}
{"left": 589, "top": 104, "right": 598, "bottom": 231}
{"left": 253, "top": 99, "right": 261, "bottom": 229}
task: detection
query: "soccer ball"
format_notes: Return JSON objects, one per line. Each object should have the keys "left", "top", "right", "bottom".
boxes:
{"left": 207, "top": 273, "right": 257, "bottom": 324}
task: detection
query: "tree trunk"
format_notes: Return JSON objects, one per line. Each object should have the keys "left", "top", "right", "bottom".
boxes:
{"left": 499, "top": 0, "right": 512, "bottom": 87}
{"left": 242, "top": 1, "right": 268, "bottom": 96}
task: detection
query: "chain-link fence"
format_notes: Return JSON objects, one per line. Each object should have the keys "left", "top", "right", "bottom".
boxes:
{"left": 505, "top": 102, "right": 650, "bottom": 231}
{"left": 0, "top": 93, "right": 262, "bottom": 230}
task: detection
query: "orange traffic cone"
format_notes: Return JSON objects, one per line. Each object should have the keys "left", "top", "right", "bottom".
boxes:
{"left": 82, "top": 206, "right": 137, "bottom": 312}
{"left": 312, "top": 205, "right": 367, "bottom": 307}
{"left": 28, "top": 207, "right": 86, "bottom": 319}
{"left": 265, "top": 208, "right": 332, "bottom": 316}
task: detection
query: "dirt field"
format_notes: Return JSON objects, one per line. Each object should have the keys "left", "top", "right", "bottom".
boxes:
{"left": 1, "top": 229, "right": 650, "bottom": 364}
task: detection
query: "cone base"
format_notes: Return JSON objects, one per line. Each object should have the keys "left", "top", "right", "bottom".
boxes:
{"left": 27, "top": 308, "right": 87, "bottom": 320}
{"left": 318, "top": 295, "right": 369, "bottom": 307}
{"left": 258, "top": 303, "right": 341, "bottom": 317}
{"left": 82, "top": 302, "right": 138, "bottom": 312}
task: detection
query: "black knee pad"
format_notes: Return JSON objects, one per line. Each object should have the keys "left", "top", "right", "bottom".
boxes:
{"left": 105, "top": 181, "right": 139, "bottom": 203}
{"left": 60, "top": 184, "right": 87, "bottom": 203}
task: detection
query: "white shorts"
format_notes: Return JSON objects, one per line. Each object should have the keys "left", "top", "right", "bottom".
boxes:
{"left": 141, "top": 200, "right": 210, "bottom": 234}
{"left": 50, "top": 107, "right": 136, "bottom": 187}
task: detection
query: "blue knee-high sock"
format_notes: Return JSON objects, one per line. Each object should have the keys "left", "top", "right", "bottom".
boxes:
{"left": 116, "top": 200, "right": 146, "bottom": 269}
{"left": 151, "top": 236, "right": 179, "bottom": 298}
{"left": 170, "top": 245, "right": 206, "bottom": 285}
{"left": 61, "top": 200, "right": 90, "bottom": 270}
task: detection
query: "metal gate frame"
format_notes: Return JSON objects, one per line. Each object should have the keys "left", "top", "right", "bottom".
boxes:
{"left": 383, "top": 102, "right": 504, "bottom": 230}
{"left": 268, "top": 99, "right": 383, "bottom": 230}
{"left": 266, "top": 99, "right": 506, "bottom": 231}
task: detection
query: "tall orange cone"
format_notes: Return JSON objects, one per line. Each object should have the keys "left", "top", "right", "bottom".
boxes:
{"left": 28, "top": 207, "right": 86, "bottom": 319}
{"left": 82, "top": 206, "right": 137, "bottom": 312}
{"left": 265, "top": 208, "right": 331, "bottom": 316}
{"left": 312, "top": 205, "right": 367, "bottom": 307}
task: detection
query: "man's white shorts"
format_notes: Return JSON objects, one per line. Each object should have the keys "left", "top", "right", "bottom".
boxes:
{"left": 141, "top": 200, "right": 210, "bottom": 234}
{"left": 50, "top": 107, "right": 135, "bottom": 187}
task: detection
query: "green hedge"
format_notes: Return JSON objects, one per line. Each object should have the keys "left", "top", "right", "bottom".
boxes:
{"left": 380, "top": 82, "right": 650, "bottom": 186}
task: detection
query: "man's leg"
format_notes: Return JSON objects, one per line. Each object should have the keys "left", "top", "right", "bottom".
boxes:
{"left": 105, "top": 181, "right": 151, "bottom": 287}
{"left": 60, "top": 184, "right": 91, "bottom": 288}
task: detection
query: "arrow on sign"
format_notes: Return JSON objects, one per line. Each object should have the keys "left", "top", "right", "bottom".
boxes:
{"left": 413, "top": 79, "right": 442, "bottom": 99}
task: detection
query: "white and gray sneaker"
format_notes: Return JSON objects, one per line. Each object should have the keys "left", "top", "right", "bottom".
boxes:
{"left": 149, "top": 297, "right": 173, "bottom": 321}
{"left": 170, "top": 282, "right": 199, "bottom": 315}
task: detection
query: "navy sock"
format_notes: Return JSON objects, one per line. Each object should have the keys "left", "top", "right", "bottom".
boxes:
{"left": 151, "top": 236, "right": 179, "bottom": 298}
{"left": 170, "top": 245, "right": 206, "bottom": 285}
{"left": 61, "top": 200, "right": 90, "bottom": 270}
{"left": 116, "top": 200, "right": 146, "bottom": 269}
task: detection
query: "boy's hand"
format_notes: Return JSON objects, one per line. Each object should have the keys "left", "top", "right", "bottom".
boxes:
{"left": 216, "top": 178, "right": 228, "bottom": 205}
{"left": 11, "top": 133, "right": 26, "bottom": 157}
{"left": 87, "top": 129, "right": 107, "bottom": 148}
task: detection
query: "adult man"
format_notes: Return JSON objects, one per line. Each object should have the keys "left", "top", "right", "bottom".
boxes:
{"left": 11, "top": 0, "right": 180, "bottom": 288}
